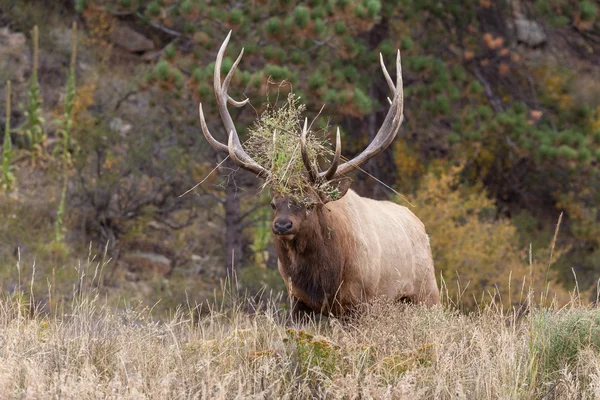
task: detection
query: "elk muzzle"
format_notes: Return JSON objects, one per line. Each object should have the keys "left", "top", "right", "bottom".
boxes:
{"left": 273, "top": 218, "right": 294, "bottom": 235}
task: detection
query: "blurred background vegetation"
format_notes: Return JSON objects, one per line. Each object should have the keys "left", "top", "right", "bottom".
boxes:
{"left": 0, "top": 0, "right": 598, "bottom": 314}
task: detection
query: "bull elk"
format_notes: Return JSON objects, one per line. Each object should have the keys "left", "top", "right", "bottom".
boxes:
{"left": 199, "top": 32, "right": 440, "bottom": 316}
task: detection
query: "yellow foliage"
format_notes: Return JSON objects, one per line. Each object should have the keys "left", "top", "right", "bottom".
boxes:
{"left": 82, "top": 6, "right": 114, "bottom": 64}
{"left": 591, "top": 106, "right": 600, "bottom": 132}
{"left": 73, "top": 80, "right": 97, "bottom": 124}
{"left": 536, "top": 67, "right": 573, "bottom": 110}
{"left": 557, "top": 190, "right": 600, "bottom": 246}
{"left": 393, "top": 139, "right": 423, "bottom": 184}
{"left": 408, "top": 166, "right": 571, "bottom": 310}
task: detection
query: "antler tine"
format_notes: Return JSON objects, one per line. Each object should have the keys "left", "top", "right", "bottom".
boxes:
{"left": 380, "top": 53, "right": 395, "bottom": 93}
{"left": 301, "top": 117, "right": 318, "bottom": 183}
{"left": 221, "top": 47, "right": 244, "bottom": 95}
{"left": 199, "top": 103, "right": 228, "bottom": 154}
{"left": 202, "top": 31, "right": 269, "bottom": 178}
{"left": 322, "top": 127, "right": 341, "bottom": 181}
{"left": 327, "top": 49, "right": 404, "bottom": 179}
{"left": 380, "top": 53, "right": 395, "bottom": 105}
{"left": 395, "top": 49, "right": 403, "bottom": 116}
{"left": 228, "top": 96, "right": 249, "bottom": 107}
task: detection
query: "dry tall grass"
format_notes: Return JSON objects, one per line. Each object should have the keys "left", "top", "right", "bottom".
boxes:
{"left": 1, "top": 259, "right": 600, "bottom": 400}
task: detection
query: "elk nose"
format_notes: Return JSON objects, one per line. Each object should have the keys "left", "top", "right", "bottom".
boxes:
{"left": 273, "top": 219, "right": 293, "bottom": 235}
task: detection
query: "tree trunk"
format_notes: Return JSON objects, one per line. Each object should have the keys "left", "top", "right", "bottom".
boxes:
{"left": 222, "top": 160, "right": 244, "bottom": 276}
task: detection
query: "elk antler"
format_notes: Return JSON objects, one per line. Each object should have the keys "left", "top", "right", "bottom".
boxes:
{"left": 301, "top": 50, "right": 404, "bottom": 183}
{"left": 198, "top": 31, "right": 269, "bottom": 178}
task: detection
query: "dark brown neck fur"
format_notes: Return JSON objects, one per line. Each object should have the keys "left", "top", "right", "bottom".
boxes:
{"left": 274, "top": 206, "right": 347, "bottom": 311}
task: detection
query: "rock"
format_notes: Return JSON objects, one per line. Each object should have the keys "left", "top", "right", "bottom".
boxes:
{"left": 121, "top": 239, "right": 175, "bottom": 277}
{"left": 0, "top": 28, "right": 30, "bottom": 82}
{"left": 111, "top": 25, "right": 155, "bottom": 53}
{"left": 141, "top": 49, "right": 163, "bottom": 62}
{"left": 191, "top": 254, "right": 210, "bottom": 274}
{"left": 109, "top": 117, "right": 133, "bottom": 136}
{"left": 514, "top": 18, "right": 547, "bottom": 47}
{"left": 122, "top": 251, "right": 173, "bottom": 277}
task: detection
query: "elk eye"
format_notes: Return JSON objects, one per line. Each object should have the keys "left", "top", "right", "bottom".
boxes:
{"left": 270, "top": 202, "right": 276, "bottom": 210}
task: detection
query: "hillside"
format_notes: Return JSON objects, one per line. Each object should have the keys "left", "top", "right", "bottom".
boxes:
{"left": 0, "top": 2, "right": 599, "bottom": 314}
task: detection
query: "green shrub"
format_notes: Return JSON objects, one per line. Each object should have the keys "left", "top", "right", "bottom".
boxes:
{"left": 401, "top": 36, "right": 414, "bottom": 51}
{"left": 308, "top": 72, "right": 326, "bottom": 90}
{"left": 146, "top": 1, "right": 161, "bottom": 17}
{"left": 334, "top": 21, "right": 346, "bottom": 35}
{"left": 353, "top": 87, "right": 372, "bottom": 114}
{"left": 293, "top": 6, "right": 310, "bottom": 28}
{"left": 558, "top": 144, "right": 578, "bottom": 159}
{"left": 313, "top": 18, "right": 326, "bottom": 35}
{"left": 2, "top": 81, "right": 15, "bottom": 191}
{"left": 265, "top": 17, "right": 282, "bottom": 35}
{"left": 164, "top": 43, "right": 176, "bottom": 60}
{"left": 366, "top": 0, "right": 381, "bottom": 17}
{"left": 580, "top": 0, "right": 597, "bottom": 21}
{"left": 228, "top": 8, "right": 243, "bottom": 25}
{"left": 531, "top": 309, "right": 600, "bottom": 381}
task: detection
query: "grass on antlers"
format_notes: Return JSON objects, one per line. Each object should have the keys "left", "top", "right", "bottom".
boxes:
{"left": 245, "top": 93, "right": 339, "bottom": 204}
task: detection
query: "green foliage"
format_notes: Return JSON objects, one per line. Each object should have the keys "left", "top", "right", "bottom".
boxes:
{"left": 308, "top": 71, "right": 326, "bottom": 90}
{"left": 353, "top": 87, "right": 372, "bottom": 113}
{"left": 293, "top": 5, "right": 310, "bottom": 29}
{"left": 579, "top": 1, "right": 597, "bottom": 21}
{"left": 265, "top": 16, "right": 282, "bottom": 35}
{"left": 334, "top": 20, "right": 346, "bottom": 35}
{"left": 54, "top": 58, "right": 76, "bottom": 159}
{"left": 164, "top": 43, "right": 176, "bottom": 60}
{"left": 53, "top": 23, "right": 79, "bottom": 243}
{"left": 2, "top": 81, "right": 15, "bottom": 192}
{"left": 401, "top": 36, "right": 414, "bottom": 51}
{"left": 146, "top": 1, "right": 161, "bottom": 17}
{"left": 531, "top": 309, "right": 600, "bottom": 381}
{"left": 365, "top": 0, "right": 382, "bottom": 17}
{"left": 558, "top": 145, "right": 578, "bottom": 159}
{"left": 285, "top": 328, "right": 340, "bottom": 379}
{"left": 228, "top": 8, "right": 243, "bottom": 25}
{"left": 19, "top": 25, "right": 45, "bottom": 155}
{"left": 264, "top": 64, "right": 293, "bottom": 82}
{"left": 75, "top": 0, "right": 87, "bottom": 13}
{"left": 313, "top": 17, "right": 326, "bottom": 35}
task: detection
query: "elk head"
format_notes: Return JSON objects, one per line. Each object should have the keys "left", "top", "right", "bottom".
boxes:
{"left": 199, "top": 32, "right": 404, "bottom": 240}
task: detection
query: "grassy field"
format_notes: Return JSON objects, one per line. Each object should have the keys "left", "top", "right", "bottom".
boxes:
{"left": 1, "top": 260, "right": 600, "bottom": 400}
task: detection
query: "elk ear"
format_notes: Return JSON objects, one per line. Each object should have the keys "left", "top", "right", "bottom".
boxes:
{"left": 323, "top": 177, "right": 353, "bottom": 203}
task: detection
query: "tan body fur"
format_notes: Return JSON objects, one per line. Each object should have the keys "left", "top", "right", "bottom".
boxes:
{"left": 275, "top": 189, "right": 440, "bottom": 316}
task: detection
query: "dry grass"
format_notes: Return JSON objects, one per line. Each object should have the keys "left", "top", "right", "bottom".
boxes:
{"left": 1, "top": 261, "right": 600, "bottom": 399}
